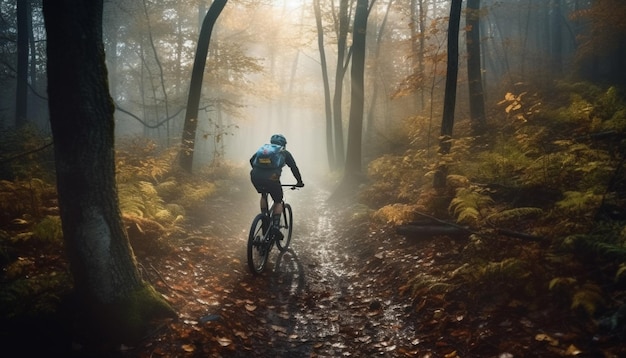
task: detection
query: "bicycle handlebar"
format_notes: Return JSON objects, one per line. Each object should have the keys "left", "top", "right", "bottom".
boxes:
{"left": 282, "top": 184, "right": 303, "bottom": 189}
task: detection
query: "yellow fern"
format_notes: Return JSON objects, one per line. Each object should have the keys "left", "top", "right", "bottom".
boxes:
{"left": 571, "top": 283, "right": 604, "bottom": 316}
{"left": 449, "top": 187, "right": 493, "bottom": 226}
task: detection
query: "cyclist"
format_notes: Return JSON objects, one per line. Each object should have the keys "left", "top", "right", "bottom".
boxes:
{"left": 250, "top": 134, "right": 304, "bottom": 240}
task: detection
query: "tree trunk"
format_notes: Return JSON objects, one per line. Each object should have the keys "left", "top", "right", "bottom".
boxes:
{"left": 314, "top": 0, "right": 335, "bottom": 170}
{"left": 43, "top": 0, "right": 174, "bottom": 345}
{"left": 466, "top": 0, "right": 486, "bottom": 135}
{"left": 180, "top": 0, "right": 228, "bottom": 173}
{"left": 365, "top": 0, "right": 393, "bottom": 145}
{"left": 434, "top": 0, "right": 462, "bottom": 189}
{"left": 16, "top": 0, "right": 29, "bottom": 129}
{"left": 332, "top": 0, "right": 350, "bottom": 170}
{"left": 343, "top": 0, "right": 369, "bottom": 179}
{"left": 550, "top": 0, "right": 563, "bottom": 77}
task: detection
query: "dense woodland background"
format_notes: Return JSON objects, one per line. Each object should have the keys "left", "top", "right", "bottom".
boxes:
{"left": 1, "top": 0, "right": 626, "bottom": 355}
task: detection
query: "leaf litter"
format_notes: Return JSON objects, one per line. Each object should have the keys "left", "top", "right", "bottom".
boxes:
{"left": 116, "top": 183, "right": 626, "bottom": 357}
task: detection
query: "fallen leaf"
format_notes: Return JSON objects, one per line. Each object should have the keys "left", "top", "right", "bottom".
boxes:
{"left": 565, "top": 344, "right": 582, "bottom": 356}
{"left": 181, "top": 344, "right": 195, "bottom": 352}
{"left": 271, "top": 325, "right": 287, "bottom": 334}
{"left": 245, "top": 304, "right": 257, "bottom": 311}
{"left": 216, "top": 337, "right": 232, "bottom": 346}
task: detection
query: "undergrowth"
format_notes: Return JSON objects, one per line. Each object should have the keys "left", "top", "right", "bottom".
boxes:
{"left": 0, "top": 134, "right": 236, "bottom": 323}
{"left": 362, "top": 81, "right": 626, "bottom": 329}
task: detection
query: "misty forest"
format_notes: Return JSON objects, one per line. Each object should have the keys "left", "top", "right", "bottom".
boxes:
{"left": 1, "top": 0, "right": 626, "bottom": 356}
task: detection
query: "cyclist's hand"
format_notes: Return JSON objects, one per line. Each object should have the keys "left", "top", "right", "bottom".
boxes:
{"left": 296, "top": 182, "right": 305, "bottom": 188}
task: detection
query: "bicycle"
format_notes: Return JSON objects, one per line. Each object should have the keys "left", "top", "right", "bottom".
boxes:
{"left": 247, "top": 184, "right": 298, "bottom": 274}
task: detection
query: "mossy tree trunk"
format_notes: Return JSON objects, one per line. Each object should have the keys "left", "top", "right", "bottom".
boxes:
{"left": 43, "top": 0, "right": 174, "bottom": 345}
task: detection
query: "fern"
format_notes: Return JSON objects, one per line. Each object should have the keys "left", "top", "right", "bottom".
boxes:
{"left": 615, "top": 263, "right": 626, "bottom": 283}
{"left": 32, "top": 216, "right": 63, "bottom": 243}
{"left": 556, "top": 190, "right": 603, "bottom": 216}
{"left": 372, "top": 204, "right": 417, "bottom": 225}
{"left": 571, "top": 283, "right": 605, "bottom": 316}
{"left": 478, "top": 258, "right": 529, "bottom": 284}
{"left": 118, "top": 181, "right": 165, "bottom": 219}
{"left": 449, "top": 187, "right": 493, "bottom": 227}
{"left": 487, "top": 207, "right": 543, "bottom": 226}
{"left": 548, "top": 277, "right": 577, "bottom": 291}
{"left": 0, "top": 178, "right": 51, "bottom": 223}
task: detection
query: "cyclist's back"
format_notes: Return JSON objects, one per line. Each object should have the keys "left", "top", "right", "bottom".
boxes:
{"left": 249, "top": 134, "right": 304, "bottom": 237}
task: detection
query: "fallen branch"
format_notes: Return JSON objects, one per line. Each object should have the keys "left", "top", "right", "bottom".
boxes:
{"left": 395, "top": 211, "right": 548, "bottom": 243}
{"left": 395, "top": 224, "right": 470, "bottom": 238}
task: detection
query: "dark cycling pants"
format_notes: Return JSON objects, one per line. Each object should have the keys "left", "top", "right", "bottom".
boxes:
{"left": 250, "top": 170, "right": 283, "bottom": 204}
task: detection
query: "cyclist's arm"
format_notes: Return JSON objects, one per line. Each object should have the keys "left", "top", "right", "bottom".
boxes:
{"left": 285, "top": 151, "right": 303, "bottom": 184}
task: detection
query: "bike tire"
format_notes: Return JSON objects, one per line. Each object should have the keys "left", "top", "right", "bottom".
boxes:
{"left": 276, "top": 203, "right": 293, "bottom": 252}
{"left": 247, "top": 213, "right": 270, "bottom": 274}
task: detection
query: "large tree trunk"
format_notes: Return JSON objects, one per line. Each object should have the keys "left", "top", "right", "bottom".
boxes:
{"left": 179, "top": 0, "right": 228, "bottom": 173}
{"left": 43, "top": 0, "right": 174, "bottom": 345}
{"left": 434, "top": 0, "right": 462, "bottom": 189}
{"left": 466, "top": 0, "right": 486, "bottom": 134}
{"left": 314, "top": 0, "right": 335, "bottom": 170}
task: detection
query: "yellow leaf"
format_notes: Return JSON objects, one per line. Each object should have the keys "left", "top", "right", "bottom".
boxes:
{"left": 182, "top": 344, "right": 195, "bottom": 352}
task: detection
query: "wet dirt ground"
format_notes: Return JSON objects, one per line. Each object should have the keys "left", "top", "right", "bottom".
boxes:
{"left": 119, "top": 179, "right": 625, "bottom": 358}
{"left": 126, "top": 180, "right": 424, "bottom": 357}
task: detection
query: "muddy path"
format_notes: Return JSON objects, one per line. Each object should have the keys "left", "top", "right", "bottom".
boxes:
{"left": 126, "top": 180, "right": 420, "bottom": 357}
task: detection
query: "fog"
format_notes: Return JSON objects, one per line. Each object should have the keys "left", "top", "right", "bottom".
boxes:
{"left": 4, "top": 0, "right": 622, "bottom": 179}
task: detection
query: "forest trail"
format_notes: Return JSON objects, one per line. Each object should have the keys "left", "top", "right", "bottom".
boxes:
{"left": 127, "top": 180, "right": 421, "bottom": 357}
{"left": 122, "top": 178, "right": 626, "bottom": 358}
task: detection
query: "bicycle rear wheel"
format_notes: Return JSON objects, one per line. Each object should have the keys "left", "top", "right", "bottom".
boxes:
{"left": 247, "top": 213, "right": 270, "bottom": 274}
{"left": 276, "top": 203, "right": 293, "bottom": 252}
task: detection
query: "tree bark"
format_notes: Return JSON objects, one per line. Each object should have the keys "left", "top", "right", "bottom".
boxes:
{"left": 16, "top": 0, "right": 29, "bottom": 128}
{"left": 343, "top": 0, "right": 369, "bottom": 178}
{"left": 43, "top": 0, "right": 174, "bottom": 344}
{"left": 466, "top": 0, "right": 486, "bottom": 135}
{"left": 180, "top": 0, "right": 228, "bottom": 173}
{"left": 314, "top": 0, "right": 335, "bottom": 170}
{"left": 434, "top": 0, "right": 462, "bottom": 189}
{"left": 332, "top": 0, "right": 350, "bottom": 170}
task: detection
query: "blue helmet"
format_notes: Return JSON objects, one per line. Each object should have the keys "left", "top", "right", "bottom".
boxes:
{"left": 270, "top": 134, "right": 287, "bottom": 147}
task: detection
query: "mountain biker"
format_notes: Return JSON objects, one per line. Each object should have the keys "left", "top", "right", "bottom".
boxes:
{"left": 250, "top": 134, "right": 304, "bottom": 240}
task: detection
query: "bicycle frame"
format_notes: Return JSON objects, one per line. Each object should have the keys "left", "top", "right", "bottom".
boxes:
{"left": 247, "top": 185, "right": 298, "bottom": 274}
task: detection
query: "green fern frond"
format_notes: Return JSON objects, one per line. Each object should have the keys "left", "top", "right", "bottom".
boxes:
{"left": 478, "top": 258, "right": 528, "bottom": 284}
{"left": 456, "top": 207, "right": 480, "bottom": 225}
{"left": 118, "top": 181, "right": 164, "bottom": 219}
{"left": 449, "top": 187, "right": 493, "bottom": 226}
{"left": 32, "top": 216, "right": 63, "bottom": 243}
{"left": 567, "top": 234, "right": 626, "bottom": 262}
{"left": 556, "top": 190, "right": 603, "bottom": 215}
{"left": 548, "top": 277, "right": 577, "bottom": 291}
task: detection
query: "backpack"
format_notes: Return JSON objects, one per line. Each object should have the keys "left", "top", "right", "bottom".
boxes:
{"left": 253, "top": 143, "right": 286, "bottom": 169}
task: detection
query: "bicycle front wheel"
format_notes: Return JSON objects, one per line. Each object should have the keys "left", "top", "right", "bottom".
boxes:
{"left": 276, "top": 203, "right": 293, "bottom": 252}
{"left": 247, "top": 213, "right": 270, "bottom": 274}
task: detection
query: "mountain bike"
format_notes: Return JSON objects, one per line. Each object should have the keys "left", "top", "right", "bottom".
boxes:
{"left": 247, "top": 185, "right": 298, "bottom": 274}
